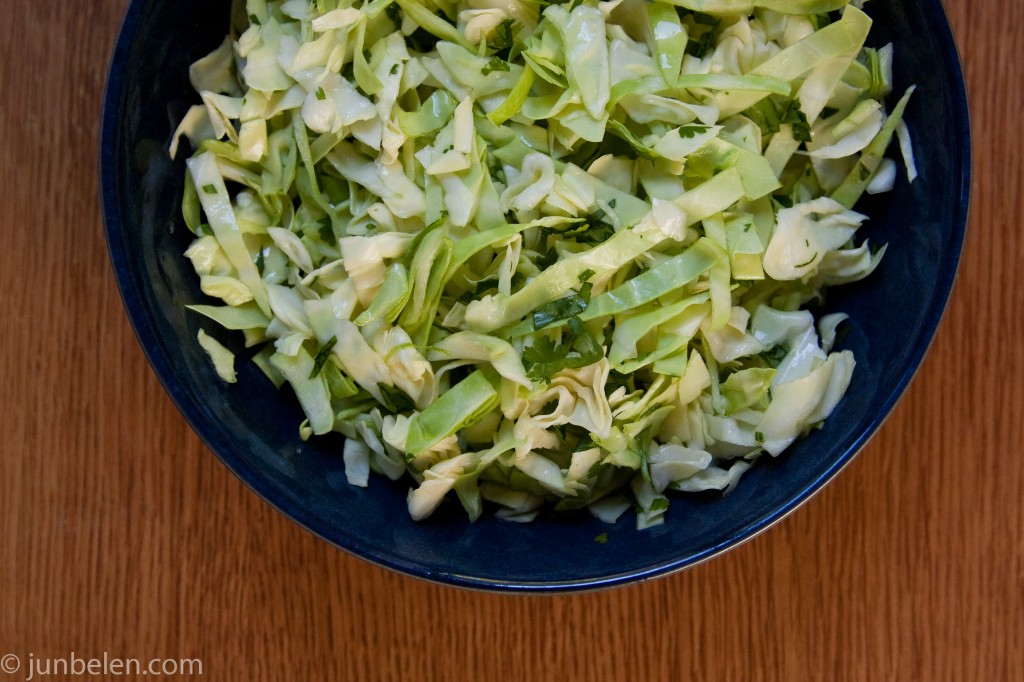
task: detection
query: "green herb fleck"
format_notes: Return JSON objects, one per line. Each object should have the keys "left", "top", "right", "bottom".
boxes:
{"left": 523, "top": 317, "right": 604, "bottom": 382}
{"left": 594, "top": 532, "right": 608, "bottom": 544}
{"left": 762, "top": 344, "right": 789, "bottom": 368}
{"left": 746, "top": 98, "right": 811, "bottom": 143}
{"left": 202, "top": 184, "right": 217, "bottom": 195}
{"left": 309, "top": 336, "right": 338, "bottom": 379}
{"left": 389, "top": 63, "right": 400, "bottom": 76}
{"left": 482, "top": 56, "right": 511, "bottom": 76}
{"left": 684, "top": 13, "right": 720, "bottom": 58}
{"left": 491, "top": 18, "right": 515, "bottom": 51}
{"left": 318, "top": 218, "right": 334, "bottom": 244}
{"left": 795, "top": 253, "right": 818, "bottom": 269}
{"left": 534, "top": 246, "right": 559, "bottom": 271}
{"left": 385, "top": 2, "right": 402, "bottom": 26}
{"left": 575, "top": 434, "right": 596, "bottom": 452}
{"left": 540, "top": 211, "right": 614, "bottom": 247}
{"left": 532, "top": 282, "right": 593, "bottom": 329}
{"left": 677, "top": 124, "right": 710, "bottom": 139}
{"left": 858, "top": 163, "right": 872, "bottom": 181}
{"left": 574, "top": 210, "right": 616, "bottom": 244}
{"left": 785, "top": 105, "right": 812, "bottom": 143}
{"left": 315, "top": 87, "right": 326, "bottom": 101}
{"left": 379, "top": 383, "right": 416, "bottom": 413}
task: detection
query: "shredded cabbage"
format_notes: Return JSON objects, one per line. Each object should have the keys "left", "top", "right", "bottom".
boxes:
{"left": 174, "top": 0, "right": 914, "bottom": 529}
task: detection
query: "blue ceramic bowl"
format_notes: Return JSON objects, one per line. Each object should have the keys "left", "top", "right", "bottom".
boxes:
{"left": 101, "top": 0, "right": 970, "bottom": 591}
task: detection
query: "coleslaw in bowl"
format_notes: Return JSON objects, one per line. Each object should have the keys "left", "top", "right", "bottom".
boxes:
{"left": 101, "top": 0, "right": 969, "bottom": 590}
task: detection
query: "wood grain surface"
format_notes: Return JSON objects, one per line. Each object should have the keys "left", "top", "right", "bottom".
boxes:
{"left": 1, "top": 2, "right": 1021, "bottom": 680}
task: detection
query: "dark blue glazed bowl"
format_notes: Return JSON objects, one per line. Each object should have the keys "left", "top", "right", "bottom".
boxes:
{"left": 101, "top": 0, "right": 970, "bottom": 591}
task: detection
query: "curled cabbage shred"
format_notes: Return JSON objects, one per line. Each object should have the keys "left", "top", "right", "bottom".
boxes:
{"left": 174, "top": 0, "right": 914, "bottom": 529}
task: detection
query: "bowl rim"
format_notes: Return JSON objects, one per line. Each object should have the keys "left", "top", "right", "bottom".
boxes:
{"left": 99, "top": 0, "right": 972, "bottom": 592}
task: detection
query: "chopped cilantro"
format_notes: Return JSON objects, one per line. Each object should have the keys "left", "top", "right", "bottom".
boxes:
{"left": 762, "top": 344, "right": 789, "bottom": 368}
{"left": 379, "top": 383, "right": 416, "bottom": 413}
{"left": 795, "top": 253, "right": 819, "bottom": 269}
{"left": 684, "top": 13, "right": 720, "bottom": 58}
{"left": 541, "top": 210, "right": 615, "bottom": 246}
{"left": 534, "top": 246, "right": 559, "bottom": 271}
{"left": 318, "top": 217, "right": 334, "bottom": 244}
{"left": 523, "top": 317, "right": 604, "bottom": 382}
{"left": 677, "top": 124, "right": 710, "bottom": 139}
{"left": 745, "top": 98, "right": 812, "bottom": 143}
{"left": 385, "top": 2, "right": 402, "bottom": 26}
{"left": 787, "top": 106, "right": 812, "bottom": 143}
{"left": 309, "top": 336, "right": 338, "bottom": 379}
{"left": 574, "top": 434, "right": 596, "bottom": 452}
{"left": 482, "top": 57, "right": 511, "bottom": 76}
{"left": 490, "top": 18, "right": 515, "bottom": 53}
{"left": 573, "top": 210, "right": 616, "bottom": 244}
{"left": 772, "top": 194, "right": 794, "bottom": 209}
{"left": 532, "top": 282, "right": 593, "bottom": 329}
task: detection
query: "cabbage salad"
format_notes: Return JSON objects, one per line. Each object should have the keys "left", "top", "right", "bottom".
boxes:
{"left": 172, "top": 0, "right": 915, "bottom": 527}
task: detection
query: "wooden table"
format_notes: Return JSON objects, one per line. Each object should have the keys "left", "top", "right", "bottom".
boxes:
{"left": 2, "top": 2, "right": 1020, "bottom": 680}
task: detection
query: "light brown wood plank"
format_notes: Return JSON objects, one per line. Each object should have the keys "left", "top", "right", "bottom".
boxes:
{"left": 1, "top": 1, "right": 1020, "bottom": 680}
